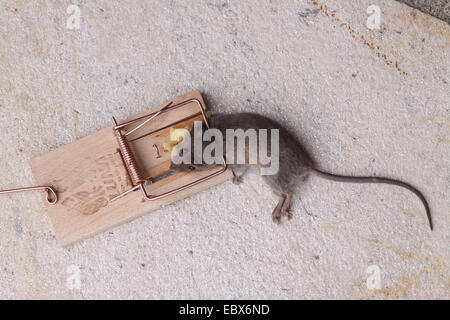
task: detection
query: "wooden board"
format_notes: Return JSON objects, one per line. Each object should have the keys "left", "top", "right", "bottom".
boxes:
{"left": 30, "top": 90, "right": 233, "bottom": 247}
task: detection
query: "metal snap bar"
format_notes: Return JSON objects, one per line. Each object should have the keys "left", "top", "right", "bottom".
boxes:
{"left": 0, "top": 185, "right": 58, "bottom": 204}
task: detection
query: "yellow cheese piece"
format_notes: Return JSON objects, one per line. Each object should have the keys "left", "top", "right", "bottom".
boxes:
{"left": 162, "top": 126, "right": 191, "bottom": 152}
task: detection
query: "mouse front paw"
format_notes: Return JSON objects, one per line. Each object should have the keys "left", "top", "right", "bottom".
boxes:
{"left": 232, "top": 175, "right": 243, "bottom": 185}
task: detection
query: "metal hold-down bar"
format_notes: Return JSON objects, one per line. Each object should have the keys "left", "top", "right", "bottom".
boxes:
{"left": 110, "top": 98, "right": 227, "bottom": 202}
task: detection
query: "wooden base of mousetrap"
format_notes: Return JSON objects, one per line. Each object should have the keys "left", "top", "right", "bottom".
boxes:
{"left": 30, "top": 90, "right": 233, "bottom": 247}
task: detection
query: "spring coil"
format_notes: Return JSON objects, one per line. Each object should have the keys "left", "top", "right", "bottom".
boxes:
{"left": 115, "top": 130, "right": 145, "bottom": 186}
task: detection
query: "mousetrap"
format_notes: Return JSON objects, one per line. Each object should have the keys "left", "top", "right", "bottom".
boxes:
{"left": 29, "top": 90, "right": 232, "bottom": 247}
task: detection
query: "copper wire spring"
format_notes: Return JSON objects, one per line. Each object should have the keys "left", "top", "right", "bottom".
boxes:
{"left": 115, "top": 130, "right": 145, "bottom": 186}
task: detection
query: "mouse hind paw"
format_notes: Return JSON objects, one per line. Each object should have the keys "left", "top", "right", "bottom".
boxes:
{"left": 272, "top": 191, "right": 294, "bottom": 224}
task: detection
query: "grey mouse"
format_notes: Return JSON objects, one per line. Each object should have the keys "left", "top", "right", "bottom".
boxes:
{"left": 170, "top": 113, "right": 433, "bottom": 230}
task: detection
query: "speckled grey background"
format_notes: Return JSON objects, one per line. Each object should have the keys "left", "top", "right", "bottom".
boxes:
{"left": 397, "top": 0, "right": 449, "bottom": 23}
{"left": 0, "top": 0, "right": 448, "bottom": 299}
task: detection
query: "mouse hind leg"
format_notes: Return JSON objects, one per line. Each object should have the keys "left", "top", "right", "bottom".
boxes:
{"left": 263, "top": 171, "right": 295, "bottom": 224}
{"left": 281, "top": 191, "right": 293, "bottom": 219}
{"left": 272, "top": 190, "right": 293, "bottom": 224}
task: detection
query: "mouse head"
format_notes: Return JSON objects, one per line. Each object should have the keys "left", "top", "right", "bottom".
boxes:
{"left": 169, "top": 121, "right": 219, "bottom": 173}
{"left": 169, "top": 147, "right": 217, "bottom": 172}
{"left": 169, "top": 161, "right": 214, "bottom": 173}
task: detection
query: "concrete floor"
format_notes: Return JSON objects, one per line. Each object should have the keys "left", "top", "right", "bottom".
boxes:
{"left": 397, "top": 0, "right": 450, "bottom": 23}
{"left": 0, "top": 0, "right": 448, "bottom": 299}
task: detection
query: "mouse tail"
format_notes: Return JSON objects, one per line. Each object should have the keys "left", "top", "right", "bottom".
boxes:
{"left": 310, "top": 167, "right": 433, "bottom": 231}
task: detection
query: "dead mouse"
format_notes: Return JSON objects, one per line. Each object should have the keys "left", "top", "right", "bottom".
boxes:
{"left": 169, "top": 112, "right": 433, "bottom": 230}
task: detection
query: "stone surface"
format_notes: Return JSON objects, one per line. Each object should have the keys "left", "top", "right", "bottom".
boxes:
{"left": 396, "top": 0, "right": 450, "bottom": 23}
{"left": 0, "top": 0, "right": 448, "bottom": 299}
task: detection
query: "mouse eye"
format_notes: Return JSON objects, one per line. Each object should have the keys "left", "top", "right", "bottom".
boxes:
{"left": 188, "top": 165, "right": 196, "bottom": 171}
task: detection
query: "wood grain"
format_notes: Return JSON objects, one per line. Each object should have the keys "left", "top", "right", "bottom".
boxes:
{"left": 30, "top": 90, "right": 232, "bottom": 247}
